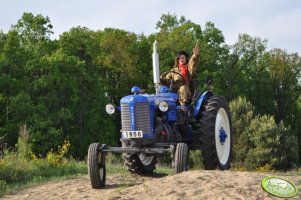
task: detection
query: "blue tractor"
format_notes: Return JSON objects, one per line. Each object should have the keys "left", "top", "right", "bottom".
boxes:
{"left": 87, "top": 41, "right": 232, "bottom": 189}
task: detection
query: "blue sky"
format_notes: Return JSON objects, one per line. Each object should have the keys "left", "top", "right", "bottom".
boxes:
{"left": 1, "top": 0, "right": 300, "bottom": 54}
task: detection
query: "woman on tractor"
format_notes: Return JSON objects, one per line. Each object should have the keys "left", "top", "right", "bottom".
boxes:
{"left": 160, "top": 43, "right": 200, "bottom": 106}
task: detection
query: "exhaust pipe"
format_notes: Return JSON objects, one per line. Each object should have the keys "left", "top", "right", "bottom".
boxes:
{"left": 152, "top": 40, "right": 160, "bottom": 94}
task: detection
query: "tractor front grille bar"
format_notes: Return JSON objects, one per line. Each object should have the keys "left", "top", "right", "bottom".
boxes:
{"left": 102, "top": 146, "right": 174, "bottom": 154}
{"left": 121, "top": 102, "right": 151, "bottom": 133}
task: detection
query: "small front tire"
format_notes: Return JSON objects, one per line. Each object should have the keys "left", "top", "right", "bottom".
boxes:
{"left": 88, "top": 143, "right": 106, "bottom": 188}
{"left": 174, "top": 143, "right": 188, "bottom": 173}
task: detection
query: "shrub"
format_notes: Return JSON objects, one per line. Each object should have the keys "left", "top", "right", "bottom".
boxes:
{"left": 229, "top": 97, "right": 255, "bottom": 163}
{"left": 15, "top": 123, "right": 33, "bottom": 160}
{"left": 46, "top": 140, "right": 71, "bottom": 166}
{"left": 230, "top": 97, "right": 298, "bottom": 170}
{"left": 106, "top": 152, "right": 123, "bottom": 165}
{"left": 189, "top": 150, "right": 204, "bottom": 169}
{"left": 0, "top": 125, "right": 86, "bottom": 197}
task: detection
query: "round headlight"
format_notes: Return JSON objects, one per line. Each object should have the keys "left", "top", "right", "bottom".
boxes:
{"left": 105, "top": 104, "right": 116, "bottom": 114}
{"left": 159, "top": 101, "right": 169, "bottom": 112}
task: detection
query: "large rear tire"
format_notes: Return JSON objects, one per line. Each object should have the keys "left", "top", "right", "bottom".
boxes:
{"left": 88, "top": 143, "right": 106, "bottom": 188}
{"left": 194, "top": 96, "right": 232, "bottom": 170}
{"left": 174, "top": 143, "right": 188, "bottom": 173}
{"left": 122, "top": 153, "right": 156, "bottom": 174}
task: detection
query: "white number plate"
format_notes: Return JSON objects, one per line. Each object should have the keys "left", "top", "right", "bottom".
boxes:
{"left": 122, "top": 131, "right": 143, "bottom": 138}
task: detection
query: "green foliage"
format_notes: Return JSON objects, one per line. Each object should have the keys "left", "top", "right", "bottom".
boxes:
{"left": 46, "top": 140, "right": 71, "bottom": 166}
{"left": 229, "top": 97, "right": 255, "bottom": 163}
{"left": 12, "top": 12, "right": 53, "bottom": 41}
{"left": 268, "top": 48, "right": 301, "bottom": 123}
{"left": 230, "top": 97, "right": 299, "bottom": 170}
{"left": 293, "top": 97, "right": 301, "bottom": 164}
{"left": 12, "top": 12, "right": 54, "bottom": 57}
{"left": 189, "top": 150, "right": 204, "bottom": 169}
{"left": 157, "top": 150, "right": 204, "bottom": 169}
{"left": 246, "top": 115, "right": 285, "bottom": 169}
{"left": 156, "top": 13, "right": 182, "bottom": 32}
{"left": 0, "top": 130, "right": 172, "bottom": 197}
{"left": 0, "top": 132, "right": 86, "bottom": 196}
{"left": 228, "top": 34, "right": 273, "bottom": 106}
{"left": 15, "top": 124, "right": 32, "bottom": 160}
{"left": 106, "top": 152, "right": 123, "bottom": 165}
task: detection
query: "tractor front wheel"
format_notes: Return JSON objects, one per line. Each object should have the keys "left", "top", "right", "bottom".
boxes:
{"left": 174, "top": 143, "right": 188, "bottom": 173}
{"left": 88, "top": 143, "right": 106, "bottom": 188}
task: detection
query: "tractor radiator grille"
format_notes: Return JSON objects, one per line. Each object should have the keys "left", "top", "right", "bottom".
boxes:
{"left": 121, "top": 103, "right": 150, "bottom": 133}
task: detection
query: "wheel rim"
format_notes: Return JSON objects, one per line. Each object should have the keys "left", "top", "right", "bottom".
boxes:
{"left": 99, "top": 167, "right": 104, "bottom": 180}
{"left": 139, "top": 153, "right": 155, "bottom": 166}
{"left": 215, "top": 107, "right": 231, "bottom": 165}
{"left": 98, "top": 152, "right": 104, "bottom": 180}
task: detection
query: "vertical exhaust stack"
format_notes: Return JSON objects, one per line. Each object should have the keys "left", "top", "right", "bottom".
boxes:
{"left": 152, "top": 40, "right": 160, "bottom": 94}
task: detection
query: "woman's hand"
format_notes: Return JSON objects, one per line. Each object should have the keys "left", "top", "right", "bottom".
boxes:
{"left": 193, "top": 43, "right": 199, "bottom": 56}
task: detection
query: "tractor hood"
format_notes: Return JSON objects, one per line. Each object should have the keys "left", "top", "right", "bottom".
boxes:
{"left": 120, "top": 92, "right": 178, "bottom": 107}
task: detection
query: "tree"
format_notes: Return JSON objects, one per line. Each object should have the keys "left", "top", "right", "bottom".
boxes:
{"left": 59, "top": 27, "right": 100, "bottom": 137}
{"left": 229, "top": 97, "right": 255, "bottom": 163}
{"left": 199, "top": 22, "right": 229, "bottom": 96}
{"left": 0, "top": 30, "right": 29, "bottom": 145}
{"left": 59, "top": 27, "right": 118, "bottom": 157}
{"left": 293, "top": 97, "right": 301, "bottom": 164}
{"left": 12, "top": 12, "right": 55, "bottom": 58}
{"left": 12, "top": 12, "right": 53, "bottom": 41}
{"left": 268, "top": 49, "right": 301, "bottom": 123}
{"left": 97, "top": 28, "right": 140, "bottom": 103}
{"left": 156, "top": 13, "right": 189, "bottom": 33}
{"left": 132, "top": 34, "right": 153, "bottom": 90}
{"left": 228, "top": 34, "right": 274, "bottom": 112}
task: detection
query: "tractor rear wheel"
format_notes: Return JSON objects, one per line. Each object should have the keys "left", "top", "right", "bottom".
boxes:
{"left": 194, "top": 96, "right": 232, "bottom": 170}
{"left": 122, "top": 153, "right": 157, "bottom": 174}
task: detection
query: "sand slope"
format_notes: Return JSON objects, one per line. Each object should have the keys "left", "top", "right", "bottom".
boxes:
{"left": 2, "top": 170, "right": 301, "bottom": 200}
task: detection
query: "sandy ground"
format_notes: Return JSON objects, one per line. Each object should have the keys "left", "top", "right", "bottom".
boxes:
{"left": 2, "top": 170, "right": 301, "bottom": 200}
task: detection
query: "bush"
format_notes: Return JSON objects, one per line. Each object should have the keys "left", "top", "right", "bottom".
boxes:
{"left": 189, "top": 150, "right": 204, "bottom": 169}
{"left": 246, "top": 118, "right": 298, "bottom": 170}
{"left": 230, "top": 97, "right": 298, "bottom": 170}
{"left": 157, "top": 153, "right": 172, "bottom": 167}
{"left": 229, "top": 97, "right": 255, "bottom": 163}
{"left": 15, "top": 124, "right": 32, "bottom": 160}
{"left": 46, "top": 140, "right": 71, "bottom": 166}
{"left": 0, "top": 125, "right": 86, "bottom": 197}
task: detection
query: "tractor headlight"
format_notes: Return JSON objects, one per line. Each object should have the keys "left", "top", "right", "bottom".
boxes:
{"left": 159, "top": 101, "right": 169, "bottom": 112}
{"left": 105, "top": 104, "right": 116, "bottom": 115}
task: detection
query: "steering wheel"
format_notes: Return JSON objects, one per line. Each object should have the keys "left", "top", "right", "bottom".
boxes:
{"left": 161, "top": 70, "right": 185, "bottom": 82}
{"left": 161, "top": 70, "right": 185, "bottom": 92}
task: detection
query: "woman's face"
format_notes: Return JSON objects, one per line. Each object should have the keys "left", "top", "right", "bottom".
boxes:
{"left": 178, "top": 54, "right": 187, "bottom": 65}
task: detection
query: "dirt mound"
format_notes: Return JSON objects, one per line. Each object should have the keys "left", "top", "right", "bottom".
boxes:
{"left": 2, "top": 170, "right": 301, "bottom": 200}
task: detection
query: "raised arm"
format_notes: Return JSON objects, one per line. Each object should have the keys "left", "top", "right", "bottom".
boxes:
{"left": 189, "top": 43, "right": 200, "bottom": 77}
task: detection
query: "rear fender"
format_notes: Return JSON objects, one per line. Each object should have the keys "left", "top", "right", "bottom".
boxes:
{"left": 193, "top": 91, "right": 213, "bottom": 117}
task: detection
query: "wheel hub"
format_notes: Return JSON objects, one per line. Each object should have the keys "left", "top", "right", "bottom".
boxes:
{"left": 139, "top": 153, "right": 155, "bottom": 166}
{"left": 219, "top": 127, "right": 227, "bottom": 145}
